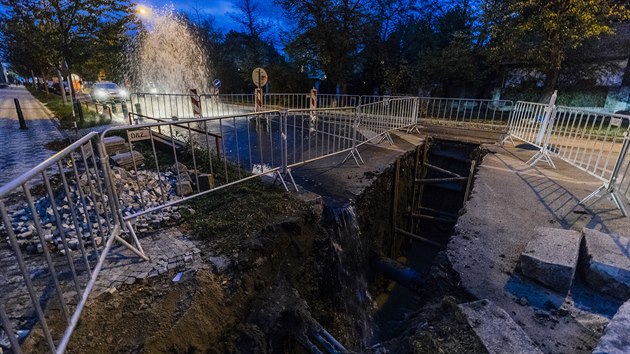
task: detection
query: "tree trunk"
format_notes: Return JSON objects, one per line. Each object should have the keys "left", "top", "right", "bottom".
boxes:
{"left": 41, "top": 70, "right": 50, "bottom": 94}
{"left": 57, "top": 68, "right": 67, "bottom": 104}
{"left": 540, "top": 68, "right": 560, "bottom": 103}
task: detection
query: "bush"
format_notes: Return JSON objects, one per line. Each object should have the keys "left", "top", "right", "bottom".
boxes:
{"left": 27, "top": 87, "right": 111, "bottom": 129}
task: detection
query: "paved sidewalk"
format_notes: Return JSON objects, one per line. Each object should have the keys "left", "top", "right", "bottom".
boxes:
{"left": 0, "top": 87, "right": 66, "bottom": 186}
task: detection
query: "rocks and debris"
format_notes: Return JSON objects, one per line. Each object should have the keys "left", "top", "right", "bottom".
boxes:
{"left": 0, "top": 328, "right": 12, "bottom": 350}
{"left": 520, "top": 227, "right": 581, "bottom": 294}
{"left": 103, "top": 136, "right": 129, "bottom": 155}
{"left": 110, "top": 151, "right": 145, "bottom": 170}
{"left": 580, "top": 228, "right": 630, "bottom": 301}
{"left": 593, "top": 299, "right": 630, "bottom": 354}
{"left": 0, "top": 165, "right": 193, "bottom": 254}
{"left": 459, "top": 299, "right": 543, "bottom": 354}
{"left": 208, "top": 255, "right": 232, "bottom": 274}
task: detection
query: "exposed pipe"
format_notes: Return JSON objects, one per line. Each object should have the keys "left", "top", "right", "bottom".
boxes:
{"left": 370, "top": 252, "right": 425, "bottom": 294}
{"left": 319, "top": 329, "right": 350, "bottom": 353}
{"left": 297, "top": 334, "right": 324, "bottom": 354}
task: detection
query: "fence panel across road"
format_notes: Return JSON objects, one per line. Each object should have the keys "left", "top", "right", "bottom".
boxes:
{"left": 0, "top": 132, "right": 146, "bottom": 354}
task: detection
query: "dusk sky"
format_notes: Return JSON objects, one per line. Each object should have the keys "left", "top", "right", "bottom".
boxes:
{"left": 150, "top": 0, "right": 287, "bottom": 33}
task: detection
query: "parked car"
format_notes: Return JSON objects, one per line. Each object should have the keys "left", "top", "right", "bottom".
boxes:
{"left": 90, "top": 81, "right": 129, "bottom": 103}
{"left": 52, "top": 81, "right": 70, "bottom": 95}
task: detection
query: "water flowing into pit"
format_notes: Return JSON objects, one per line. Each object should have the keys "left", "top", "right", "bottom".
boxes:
{"left": 125, "top": 6, "right": 211, "bottom": 94}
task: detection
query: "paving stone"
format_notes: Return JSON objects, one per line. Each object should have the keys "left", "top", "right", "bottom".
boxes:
{"left": 580, "top": 228, "right": 630, "bottom": 300}
{"left": 593, "top": 299, "right": 630, "bottom": 354}
{"left": 459, "top": 299, "right": 543, "bottom": 354}
{"left": 520, "top": 227, "right": 581, "bottom": 294}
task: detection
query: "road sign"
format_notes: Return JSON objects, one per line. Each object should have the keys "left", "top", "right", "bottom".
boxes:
{"left": 213, "top": 79, "right": 222, "bottom": 88}
{"left": 252, "top": 67, "right": 268, "bottom": 88}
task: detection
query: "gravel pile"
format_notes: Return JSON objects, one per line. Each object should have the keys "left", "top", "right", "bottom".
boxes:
{"left": 1, "top": 166, "right": 194, "bottom": 254}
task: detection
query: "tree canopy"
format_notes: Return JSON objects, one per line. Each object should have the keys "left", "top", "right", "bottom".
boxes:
{"left": 1, "top": 0, "right": 629, "bottom": 98}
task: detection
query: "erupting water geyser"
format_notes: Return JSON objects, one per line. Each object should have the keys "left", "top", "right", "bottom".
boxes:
{"left": 126, "top": 5, "right": 212, "bottom": 94}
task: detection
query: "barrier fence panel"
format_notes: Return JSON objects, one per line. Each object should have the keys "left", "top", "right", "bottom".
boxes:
{"left": 100, "top": 110, "right": 290, "bottom": 224}
{"left": 547, "top": 107, "right": 630, "bottom": 183}
{"left": 505, "top": 96, "right": 630, "bottom": 215}
{"left": 505, "top": 101, "right": 552, "bottom": 149}
{"left": 285, "top": 107, "right": 360, "bottom": 168}
{"left": 130, "top": 93, "right": 199, "bottom": 119}
{"left": 546, "top": 107, "right": 630, "bottom": 214}
{"left": 318, "top": 94, "right": 360, "bottom": 108}
{"left": 616, "top": 139, "right": 630, "bottom": 211}
{"left": 358, "top": 95, "right": 411, "bottom": 106}
{"left": 200, "top": 94, "right": 256, "bottom": 116}
{"left": 0, "top": 132, "right": 144, "bottom": 353}
{"left": 418, "top": 98, "right": 513, "bottom": 126}
{"left": 356, "top": 97, "right": 420, "bottom": 146}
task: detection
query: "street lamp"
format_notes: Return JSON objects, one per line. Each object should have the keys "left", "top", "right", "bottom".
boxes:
{"left": 136, "top": 4, "right": 153, "bottom": 18}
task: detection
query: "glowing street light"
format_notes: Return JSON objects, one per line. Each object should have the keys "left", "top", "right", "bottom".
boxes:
{"left": 136, "top": 4, "right": 153, "bottom": 18}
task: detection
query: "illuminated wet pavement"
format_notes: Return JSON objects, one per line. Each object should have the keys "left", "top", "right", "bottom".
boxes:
{"left": 0, "top": 86, "right": 65, "bottom": 186}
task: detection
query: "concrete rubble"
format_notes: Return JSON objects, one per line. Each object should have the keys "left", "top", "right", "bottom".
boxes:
{"left": 580, "top": 228, "right": 630, "bottom": 301}
{"left": 458, "top": 299, "right": 543, "bottom": 354}
{"left": 519, "top": 227, "right": 581, "bottom": 294}
{"left": 593, "top": 299, "right": 630, "bottom": 354}
{"left": 0, "top": 165, "right": 194, "bottom": 254}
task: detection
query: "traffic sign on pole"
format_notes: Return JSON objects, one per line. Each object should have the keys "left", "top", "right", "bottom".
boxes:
{"left": 252, "top": 68, "right": 268, "bottom": 88}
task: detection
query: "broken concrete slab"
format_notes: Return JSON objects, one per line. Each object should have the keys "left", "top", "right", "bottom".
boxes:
{"left": 458, "top": 299, "right": 543, "bottom": 354}
{"left": 580, "top": 228, "right": 630, "bottom": 300}
{"left": 519, "top": 227, "right": 581, "bottom": 294}
{"left": 593, "top": 300, "right": 630, "bottom": 354}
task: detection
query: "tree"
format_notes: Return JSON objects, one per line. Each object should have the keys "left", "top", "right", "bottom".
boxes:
{"left": 276, "top": 0, "right": 369, "bottom": 93}
{"left": 0, "top": 0, "right": 134, "bottom": 82}
{"left": 489, "top": 0, "right": 630, "bottom": 101}
{"left": 0, "top": 0, "right": 57, "bottom": 84}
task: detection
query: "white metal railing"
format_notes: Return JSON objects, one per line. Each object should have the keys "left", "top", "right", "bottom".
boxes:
{"left": 418, "top": 97, "right": 513, "bottom": 126}
{"left": 285, "top": 107, "right": 360, "bottom": 167}
{"left": 356, "top": 97, "right": 420, "bottom": 145}
{"left": 0, "top": 132, "right": 146, "bottom": 354}
{"left": 505, "top": 93, "right": 630, "bottom": 215}
{"left": 130, "top": 92, "right": 199, "bottom": 119}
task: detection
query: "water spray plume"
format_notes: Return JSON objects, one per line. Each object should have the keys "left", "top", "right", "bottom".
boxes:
{"left": 126, "top": 5, "right": 211, "bottom": 94}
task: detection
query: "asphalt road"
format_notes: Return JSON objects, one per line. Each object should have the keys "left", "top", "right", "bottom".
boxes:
{"left": 0, "top": 86, "right": 65, "bottom": 187}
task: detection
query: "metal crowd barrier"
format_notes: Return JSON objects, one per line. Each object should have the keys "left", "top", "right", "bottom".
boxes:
{"left": 504, "top": 101, "right": 553, "bottom": 154}
{"left": 100, "top": 110, "right": 293, "bottom": 224}
{"left": 285, "top": 107, "right": 360, "bottom": 168}
{"left": 109, "top": 102, "right": 423, "bottom": 224}
{"left": 130, "top": 92, "right": 199, "bottom": 119}
{"left": 0, "top": 132, "right": 146, "bottom": 353}
{"left": 418, "top": 97, "right": 513, "bottom": 126}
{"left": 548, "top": 107, "right": 630, "bottom": 214}
{"left": 199, "top": 94, "right": 255, "bottom": 116}
{"left": 356, "top": 97, "right": 420, "bottom": 146}
{"left": 505, "top": 94, "right": 630, "bottom": 215}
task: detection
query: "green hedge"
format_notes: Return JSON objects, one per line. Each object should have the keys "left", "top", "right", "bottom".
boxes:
{"left": 26, "top": 87, "right": 111, "bottom": 129}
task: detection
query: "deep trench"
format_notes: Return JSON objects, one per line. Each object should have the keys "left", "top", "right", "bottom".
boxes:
{"left": 22, "top": 138, "right": 483, "bottom": 353}
{"left": 302, "top": 137, "right": 483, "bottom": 352}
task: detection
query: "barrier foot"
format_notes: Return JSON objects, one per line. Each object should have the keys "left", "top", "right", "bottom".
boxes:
{"left": 526, "top": 148, "right": 555, "bottom": 168}
{"left": 376, "top": 132, "right": 394, "bottom": 145}
{"left": 406, "top": 125, "right": 422, "bottom": 134}
{"left": 342, "top": 148, "right": 364, "bottom": 167}
{"left": 580, "top": 185, "right": 628, "bottom": 217}
{"left": 274, "top": 170, "right": 299, "bottom": 192}
{"left": 500, "top": 134, "right": 514, "bottom": 146}
{"left": 115, "top": 221, "right": 150, "bottom": 261}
